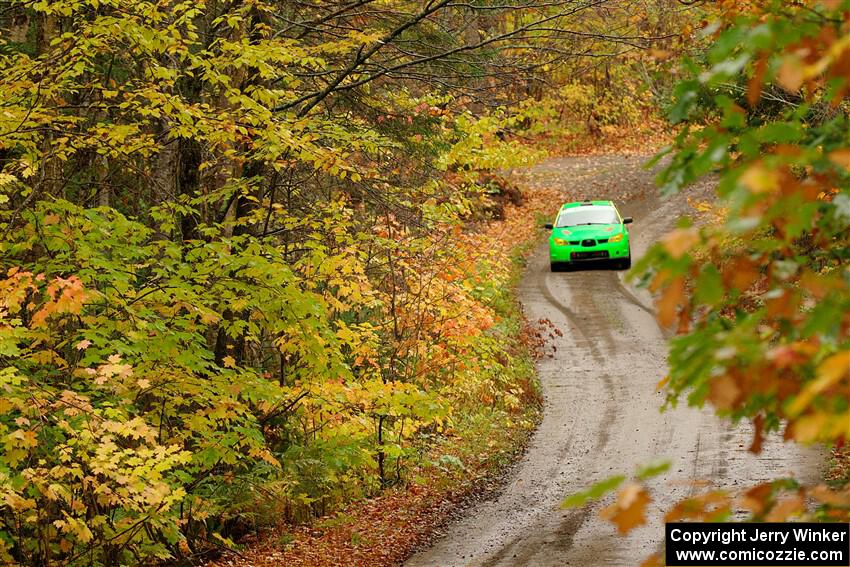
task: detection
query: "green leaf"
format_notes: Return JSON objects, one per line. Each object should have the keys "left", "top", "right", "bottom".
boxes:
{"left": 756, "top": 122, "right": 802, "bottom": 144}
{"left": 668, "top": 80, "right": 699, "bottom": 124}
{"left": 561, "top": 475, "right": 625, "bottom": 509}
{"left": 636, "top": 460, "right": 671, "bottom": 481}
{"left": 694, "top": 265, "right": 724, "bottom": 306}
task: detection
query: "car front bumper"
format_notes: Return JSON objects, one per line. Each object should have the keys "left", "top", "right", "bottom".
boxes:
{"left": 549, "top": 239, "right": 629, "bottom": 262}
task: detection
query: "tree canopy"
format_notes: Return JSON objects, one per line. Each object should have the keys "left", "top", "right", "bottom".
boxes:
{"left": 0, "top": 0, "right": 681, "bottom": 563}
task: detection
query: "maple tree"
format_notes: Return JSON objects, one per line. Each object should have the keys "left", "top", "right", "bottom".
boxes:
{"left": 0, "top": 0, "right": 685, "bottom": 563}
{"left": 557, "top": 0, "right": 850, "bottom": 553}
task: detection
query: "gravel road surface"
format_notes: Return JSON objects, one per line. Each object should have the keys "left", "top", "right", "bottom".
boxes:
{"left": 404, "top": 155, "right": 821, "bottom": 567}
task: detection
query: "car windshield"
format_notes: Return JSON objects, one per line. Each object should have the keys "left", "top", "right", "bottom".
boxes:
{"left": 555, "top": 206, "right": 619, "bottom": 227}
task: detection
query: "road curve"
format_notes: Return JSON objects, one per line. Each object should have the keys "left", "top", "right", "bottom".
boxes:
{"left": 404, "top": 155, "right": 821, "bottom": 567}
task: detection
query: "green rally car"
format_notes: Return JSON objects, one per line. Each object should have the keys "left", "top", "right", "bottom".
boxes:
{"left": 545, "top": 200, "right": 633, "bottom": 272}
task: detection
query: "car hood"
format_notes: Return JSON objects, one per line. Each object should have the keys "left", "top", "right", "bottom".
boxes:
{"left": 552, "top": 224, "right": 622, "bottom": 239}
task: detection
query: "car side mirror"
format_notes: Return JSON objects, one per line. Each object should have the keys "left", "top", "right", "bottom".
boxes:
{"left": 543, "top": 223, "right": 553, "bottom": 229}
{"left": 623, "top": 217, "right": 633, "bottom": 224}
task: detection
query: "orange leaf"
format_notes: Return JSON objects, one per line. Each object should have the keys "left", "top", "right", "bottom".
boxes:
{"left": 800, "top": 270, "right": 845, "bottom": 299}
{"left": 656, "top": 277, "right": 685, "bottom": 328}
{"left": 640, "top": 553, "right": 664, "bottom": 567}
{"left": 765, "top": 493, "right": 804, "bottom": 522}
{"left": 749, "top": 414, "right": 764, "bottom": 454}
{"left": 601, "top": 483, "right": 649, "bottom": 534}
{"left": 707, "top": 374, "right": 741, "bottom": 411}
{"left": 768, "top": 341, "right": 816, "bottom": 369}
{"left": 748, "top": 56, "right": 767, "bottom": 107}
{"left": 765, "top": 289, "right": 798, "bottom": 319}
{"left": 809, "top": 484, "right": 850, "bottom": 507}
{"left": 828, "top": 149, "right": 850, "bottom": 169}
{"left": 649, "top": 268, "right": 673, "bottom": 293}
{"left": 740, "top": 483, "right": 772, "bottom": 515}
{"left": 777, "top": 57, "right": 803, "bottom": 93}
{"left": 724, "top": 257, "right": 759, "bottom": 291}
{"left": 666, "top": 491, "right": 730, "bottom": 522}
{"left": 662, "top": 228, "right": 699, "bottom": 259}
{"left": 740, "top": 163, "right": 780, "bottom": 194}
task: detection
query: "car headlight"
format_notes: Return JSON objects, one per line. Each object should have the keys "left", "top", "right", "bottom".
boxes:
{"left": 554, "top": 238, "right": 569, "bottom": 246}
{"left": 609, "top": 232, "right": 624, "bottom": 242}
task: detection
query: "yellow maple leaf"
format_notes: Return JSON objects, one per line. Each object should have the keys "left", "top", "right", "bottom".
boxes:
{"left": 788, "top": 351, "right": 850, "bottom": 417}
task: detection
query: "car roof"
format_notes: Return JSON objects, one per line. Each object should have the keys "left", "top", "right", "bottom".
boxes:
{"left": 559, "top": 200, "right": 615, "bottom": 210}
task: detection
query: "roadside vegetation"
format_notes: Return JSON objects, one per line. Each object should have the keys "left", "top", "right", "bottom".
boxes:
{"left": 0, "top": 0, "right": 688, "bottom": 564}
{"left": 209, "top": 180, "right": 559, "bottom": 566}
{"left": 7, "top": 0, "right": 850, "bottom": 564}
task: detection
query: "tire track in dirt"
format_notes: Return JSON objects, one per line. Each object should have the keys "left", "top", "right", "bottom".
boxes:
{"left": 469, "top": 269, "right": 624, "bottom": 567}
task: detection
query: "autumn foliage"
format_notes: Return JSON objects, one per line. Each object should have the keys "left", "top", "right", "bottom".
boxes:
{"left": 0, "top": 0, "right": 679, "bottom": 562}
{"left": 574, "top": 0, "right": 850, "bottom": 549}
{"left": 0, "top": 0, "right": 697, "bottom": 561}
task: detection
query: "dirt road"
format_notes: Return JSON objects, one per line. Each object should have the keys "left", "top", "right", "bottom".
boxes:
{"left": 404, "top": 155, "right": 821, "bottom": 567}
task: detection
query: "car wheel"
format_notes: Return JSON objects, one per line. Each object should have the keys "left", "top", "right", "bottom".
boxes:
{"left": 620, "top": 256, "right": 631, "bottom": 270}
{"left": 550, "top": 262, "right": 562, "bottom": 272}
